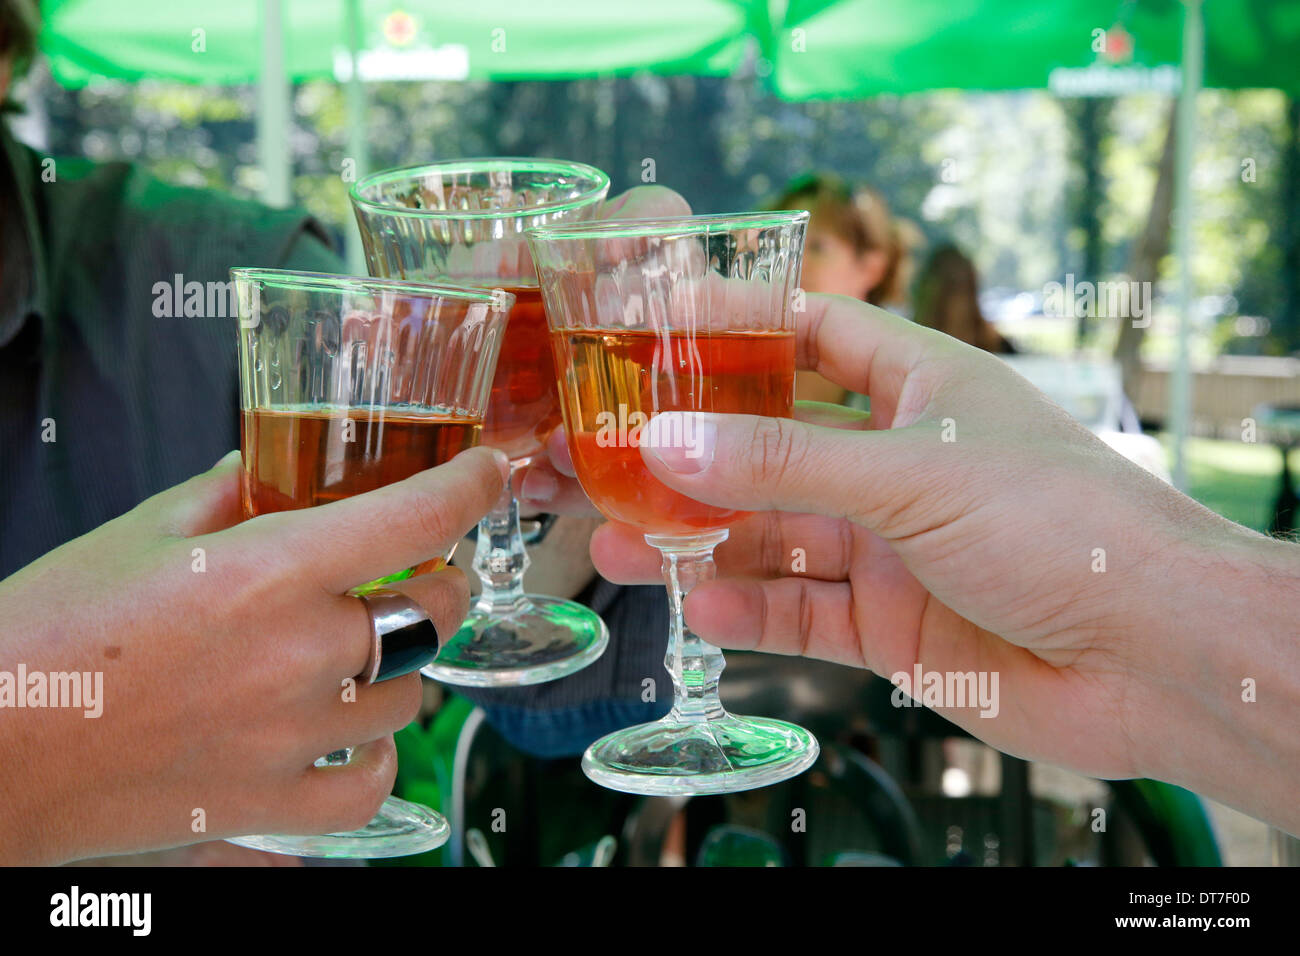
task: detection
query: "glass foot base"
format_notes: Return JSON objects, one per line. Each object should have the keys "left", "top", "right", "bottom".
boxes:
{"left": 422, "top": 595, "right": 608, "bottom": 687}
{"left": 582, "top": 714, "right": 820, "bottom": 796}
{"left": 225, "top": 796, "right": 450, "bottom": 859}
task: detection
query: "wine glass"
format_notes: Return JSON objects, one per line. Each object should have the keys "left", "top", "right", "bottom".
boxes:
{"left": 225, "top": 268, "right": 509, "bottom": 857}
{"left": 350, "top": 159, "right": 610, "bottom": 687}
{"left": 526, "top": 212, "right": 820, "bottom": 794}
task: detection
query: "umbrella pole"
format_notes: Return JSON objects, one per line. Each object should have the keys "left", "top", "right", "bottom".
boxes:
{"left": 1169, "top": 0, "right": 1203, "bottom": 491}
{"left": 257, "top": 0, "right": 291, "bottom": 208}
{"left": 344, "top": 0, "right": 370, "bottom": 275}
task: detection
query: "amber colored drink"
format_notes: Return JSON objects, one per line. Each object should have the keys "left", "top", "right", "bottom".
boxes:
{"left": 241, "top": 407, "right": 481, "bottom": 513}
{"left": 552, "top": 329, "right": 794, "bottom": 536}
{"left": 241, "top": 407, "right": 481, "bottom": 572}
{"left": 486, "top": 286, "right": 561, "bottom": 464}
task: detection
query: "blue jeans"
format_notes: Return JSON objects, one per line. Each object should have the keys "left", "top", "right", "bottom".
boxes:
{"left": 481, "top": 697, "right": 672, "bottom": 759}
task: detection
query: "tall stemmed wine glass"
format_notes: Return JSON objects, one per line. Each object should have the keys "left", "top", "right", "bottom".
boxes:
{"left": 527, "top": 212, "right": 820, "bottom": 794}
{"left": 350, "top": 159, "right": 610, "bottom": 687}
{"left": 226, "top": 269, "right": 508, "bottom": 857}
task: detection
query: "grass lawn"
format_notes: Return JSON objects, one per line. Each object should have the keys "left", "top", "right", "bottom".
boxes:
{"left": 1158, "top": 434, "right": 1284, "bottom": 533}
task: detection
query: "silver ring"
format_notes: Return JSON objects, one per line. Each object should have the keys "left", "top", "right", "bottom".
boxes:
{"left": 354, "top": 588, "right": 441, "bottom": 684}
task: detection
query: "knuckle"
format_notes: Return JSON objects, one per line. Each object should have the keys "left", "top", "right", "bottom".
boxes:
{"left": 389, "top": 673, "right": 424, "bottom": 729}
{"left": 215, "top": 516, "right": 304, "bottom": 601}
{"left": 748, "top": 417, "right": 803, "bottom": 489}
{"left": 435, "top": 449, "right": 503, "bottom": 538}
{"left": 480, "top": 463, "right": 508, "bottom": 510}
{"left": 795, "top": 582, "right": 815, "bottom": 658}
{"left": 801, "top": 306, "right": 824, "bottom": 373}
{"left": 444, "top": 570, "right": 472, "bottom": 626}
{"left": 445, "top": 564, "right": 472, "bottom": 606}
{"left": 420, "top": 567, "right": 471, "bottom": 638}
{"left": 837, "top": 520, "right": 855, "bottom": 576}
{"left": 758, "top": 513, "right": 785, "bottom": 576}
{"left": 362, "top": 737, "right": 400, "bottom": 793}
{"left": 409, "top": 489, "right": 456, "bottom": 550}
{"left": 335, "top": 742, "right": 398, "bottom": 832}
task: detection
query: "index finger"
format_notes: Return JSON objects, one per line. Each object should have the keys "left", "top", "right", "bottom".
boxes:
{"left": 225, "top": 446, "right": 508, "bottom": 593}
{"left": 797, "top": 294, "right": 953, "bottom": 430}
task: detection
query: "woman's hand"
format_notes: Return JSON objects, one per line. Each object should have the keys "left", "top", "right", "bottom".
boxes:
{"left": 588, "top": 294, "right": 1300, "bottom": 834}
{"left": 0, "top": 446, "right": 508, "bottom": 864}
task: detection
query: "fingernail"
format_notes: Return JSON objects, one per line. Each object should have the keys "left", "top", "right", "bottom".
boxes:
{"left": 214, "top": 449, "right": 242, "bottom": 469}
{"left": 490, "top": 449, "right": 511, "bottom": 484}
{"left": 521, "top": 469, "right": 557, "bottom": 503}
{"left": 642, "top": 412, "right": 716, "bottom": 475}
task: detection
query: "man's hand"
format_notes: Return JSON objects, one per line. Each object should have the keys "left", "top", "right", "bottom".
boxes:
{"left": 583, "top": 294, "right": 1300, "bottom": 834}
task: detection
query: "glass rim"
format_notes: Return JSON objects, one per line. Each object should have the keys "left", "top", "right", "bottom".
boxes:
{"left": 230, "top": 268, "right": 512, "bottom": 305}
{"left": 348, "top": 157, "right": 611, "bottom": 221}
{"left": 525, "top": 210, "right": 810, "bottom": 242}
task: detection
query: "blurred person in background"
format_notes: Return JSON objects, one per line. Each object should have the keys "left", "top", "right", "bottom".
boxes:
{"left": 914, "top": 243, "right": 1156, "bottom": 484}
{"left": 772, "top": 173, "right": 917, "bottom": 406}
{"left": 910, "top": 243, "right": 1151, "bottom": 445}
{"left": 913, "top": 243, "right": 1018, "bottom": 355}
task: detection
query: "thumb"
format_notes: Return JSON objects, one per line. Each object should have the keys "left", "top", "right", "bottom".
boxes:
{"left": 638, "top": 411, "right": 937, "bottom": 530}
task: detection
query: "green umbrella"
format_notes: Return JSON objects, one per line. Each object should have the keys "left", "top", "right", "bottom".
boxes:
{"left": 41, "top": 0, "right": 758, "bottom": 85}
{"left": 770, "top": 0, "right": 1300, "bottom": 98}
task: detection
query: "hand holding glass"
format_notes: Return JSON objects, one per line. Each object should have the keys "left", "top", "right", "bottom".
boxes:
{"left": 528, "top": 212, "right": 820, "bottom": 794}
{"left": 226, "top": 269, "right": 508, "bottom": 857}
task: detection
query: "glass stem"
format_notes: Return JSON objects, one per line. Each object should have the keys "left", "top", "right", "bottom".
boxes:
{"left": 649, "top": 531, "right": 729, "bottom": 724}
{"left": 472, "top": 470, "right": 530, "bottom": 613}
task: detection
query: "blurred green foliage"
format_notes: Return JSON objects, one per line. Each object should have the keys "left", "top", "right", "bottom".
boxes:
{"left": 1172, "top": 435, "right": 1283, "bottom": 533}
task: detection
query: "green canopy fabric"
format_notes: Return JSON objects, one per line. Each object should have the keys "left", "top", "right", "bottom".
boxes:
{"left": 42, "top": 0, "right": 1300, "bottom": 96}
{"left": 41, "top": 0, "right": 758, "bottom": 86}
{"left": 771, "top": 0, "right": 1300, "bottom": 99}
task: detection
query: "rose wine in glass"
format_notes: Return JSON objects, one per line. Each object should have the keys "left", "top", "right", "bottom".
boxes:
{"left": 225, "top": 269, "right": 508, "bottom": 857}
{"left": 529, "top": 212, "right": 820, "bottom": 795}
{"left": 558, "top": 329, "right": 795, "bottom": 534}
{"left": 481, "top": 286, "right": 562, "bottom": 463}
{"left": 351, "top": 159, "right": 610, "bottom": 687}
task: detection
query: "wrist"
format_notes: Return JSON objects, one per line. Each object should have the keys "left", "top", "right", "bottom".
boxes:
{"left": 1134, "top": 520, "right": 1300, "bottom": 832}
{"left": 0, "top": 710, "right": 76, "bottom": 864}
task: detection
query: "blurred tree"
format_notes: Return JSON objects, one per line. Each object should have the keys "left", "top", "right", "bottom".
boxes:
{"left": 1068, "top": 97, "right": 1112, "bottom": 349}
{"left": 1281, "top": 97, "right": 1299, "bottom": 353}
{"left": 1114, "top": 101, "right": 1176, "bottom": 405}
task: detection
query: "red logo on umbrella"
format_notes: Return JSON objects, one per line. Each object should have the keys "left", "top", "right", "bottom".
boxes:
{"left": 383, "top": 10, "right": 418, "bottom": 47}
{"left": 1101, "top": 24, "right": 1134, "bottom": 64}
